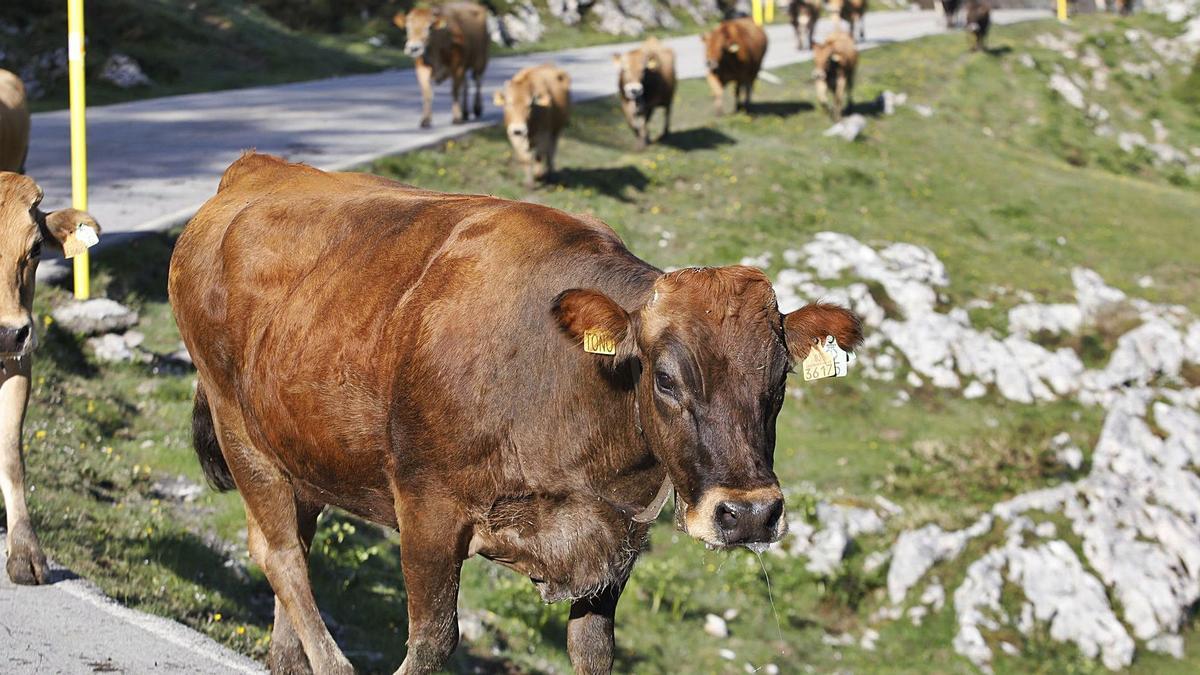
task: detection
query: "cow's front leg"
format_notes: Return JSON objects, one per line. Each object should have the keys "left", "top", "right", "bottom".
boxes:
{"left": 472, "top": 71, "right": 483, "bottom": 119}
{"left": 706, "top": 73, "right": 725, "bottom": 115}
{"left": 661, "top": 104, "right": 672, "bottom": 140}
{"left": 0, "top": 362, "right": 47, "bottom": 585}
{"left": 416, "top": 62, "right": 434, "bottom": 128}
{"left": 395, "top": 494, "right": 467, "bottom": 675}
{"left": 450, "top": 75, "right": 465, "bottom": 124}
{"left": 567, "top": 581, "right": 626, "bottom": 674}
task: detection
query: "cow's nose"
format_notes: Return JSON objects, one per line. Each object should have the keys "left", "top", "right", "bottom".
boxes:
{"left": 0, "top": 323, "right": 32, "bottom": 356}
{"left": 406, "top": 43, "right": 424, "bottom": 57}
{"left": 624, "top": 83, "right": 643, "bottom": 99}
{"left": 714, "top": 497, "right": 785, "bottom": 545}
{"left": 508, "top": 124, "right": 528, "bottom": 137}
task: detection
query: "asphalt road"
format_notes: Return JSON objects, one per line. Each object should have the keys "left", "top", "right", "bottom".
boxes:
{"left": 27, "top": 10, "right": 1050, "bottom": 238}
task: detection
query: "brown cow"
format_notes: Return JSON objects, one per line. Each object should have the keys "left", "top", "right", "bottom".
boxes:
{"left": 813, "top": 31, "right": 858, "bottom": 121}
{"left": 613, "top": 37, "right": 676, "bottom": 150}
{"left": 169, "top": 152, "right": 862, "bottom": 675}
{"left": 1, "top": 70, "right": 30, "bottom": 173}
{"left": 494, "top": 64, "right": 570, "bottom": 187}
{"left": 702, "top": 17, "right": 768, "bottom": 115}
{"left": 966, "top": 0, "right": 991, "bottom": 52}
{"left": 833, "top": 0, "right": 868, "bottom": 42}
{"left": 394, "top": 2, "right": 489, "bottom": 128}
{"left": 788, "top": 0, "right": 822, "bottom": 51}
{"left": 0, "top": 173, "right": 100, "bottom": 585}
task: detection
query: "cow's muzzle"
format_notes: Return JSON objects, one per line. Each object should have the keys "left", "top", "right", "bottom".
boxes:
{"left": 623, "top": 82, "right": 644, "bottom": 100}
{"left": 683, "top": 485, "right": 788, "bottom": 548}
{"left": 405, "top": 42, "right": 425, "bottom": 58}
{"left": 507, "top": 123, "right": 528, "bottom": 138}
{"left": 0, "top": 321, "right": 35, "bottom": 360}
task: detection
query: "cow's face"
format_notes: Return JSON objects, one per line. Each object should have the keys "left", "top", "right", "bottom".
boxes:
{"left": 493, "top": 78, "right": 548, "bottom": 155}
{"left": 612, "top": 49, "right": 653, "bottom": 101}
{"left": 555, "top": 266, "right": 862, "bottom": 548}
{"left": 394, "top": 8, "right": 445, "bottom": 59}
{"left": 0, "top": 173, "right": 99, "bottom": 358}
{"left": 701, "top": 29, "right": 739, "bottom": 72}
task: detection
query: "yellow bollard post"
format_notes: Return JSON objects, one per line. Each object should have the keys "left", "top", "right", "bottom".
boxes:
{"left": 765, "top": 0, "right": 775, "bottom": 23}
{"left": 752, "top": 0, "right": 764, "bottom": 26}
{"left": 68, "top": 0, "right": 90, "bottom": 300}
{"left": 1057, "top": 0, "right": 1068, "bottom": 21}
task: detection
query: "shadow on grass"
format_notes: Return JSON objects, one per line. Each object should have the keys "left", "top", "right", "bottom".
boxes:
{"left": 552, "top": 166, "right": 649, "bottom": 203}
{"left": 659, "top": 127, "right": 737, "bottom": 151}
{"left": 748, "top": 101, "right": 814, "bottom": 117}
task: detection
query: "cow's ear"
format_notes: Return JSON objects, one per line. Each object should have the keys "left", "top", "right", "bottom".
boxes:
{"left": 727, "top": 43, "right": 740, "bottom": 53}
{"left": 39, "top": 208, "right": 100, "bottom": 258}
{"left": 646, "top": 56, "right": 659, "bottom": 70}
{"left": 493, "top": 90, "right": 506, "bottom": 106}
{"left": 553, "top": 289, "right": 635, "bottom": 358}
{"left": 433, "top": 16, "right": 447, "bottom": 29}
{"left": 392, "top": 12, "right": 406, "bottom": 29}
{"left": 782, "top": 302, "right": 862, "bottom": 362}
{"left": 534, "top": 91, "right": 551, "bottom": 107}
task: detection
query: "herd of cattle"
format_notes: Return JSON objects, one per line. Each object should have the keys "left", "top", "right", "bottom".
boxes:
{"left": 395, "top": 1, "right": 993, "bottom": 185}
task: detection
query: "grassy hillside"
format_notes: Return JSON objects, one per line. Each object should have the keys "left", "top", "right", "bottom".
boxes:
{"left": 15, "top": 12, "right": 1200, "bottom": 675}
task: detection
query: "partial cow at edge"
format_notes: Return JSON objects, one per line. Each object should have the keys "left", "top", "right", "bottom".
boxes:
{"left": 702, "top": 17, "right": 769, "bottom": 115}
{"left": 788, "top": 0, "right": 822, "bottom": 51}
{"left": 832, "top": 0, "right": 868, "bottom": 42}
{"left": 966, "top": 0, "right": 992, "bottom": 53}
{"left": 394, "top": 2, "right": 489, "bottom": 128}
{"left": 613, "top": 37, "right": 677, "bottom": 150}
{"left": 0, "top": 172, "right": 100, "bottom": 585}
{"left": 813, "top": 31, "right": 859, "bottom": 121}
{"left": 168, "top": 152, "right": 863, "bottom": 674}
{"left": 1, "top": 69, "right": 31, "bottom": 173}
{"left": 495, "top": 63, "right": 571, "bottom": 186}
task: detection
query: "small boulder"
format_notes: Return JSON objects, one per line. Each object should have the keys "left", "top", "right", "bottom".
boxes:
{"left": 99, "top": 53, "right": 152, "bottom": 89}
{"left": 51, "top": 298, "right": 139, "bottom": 336}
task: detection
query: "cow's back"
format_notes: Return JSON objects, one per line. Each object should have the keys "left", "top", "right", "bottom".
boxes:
{"left": 170, "top": 154, "right": 654, "bottom": 514}
{"left": 448, "top": 2, "right": 489, "bottom": 72}
{"left": 0, "top": 70, "right": 29, "bottom": 173}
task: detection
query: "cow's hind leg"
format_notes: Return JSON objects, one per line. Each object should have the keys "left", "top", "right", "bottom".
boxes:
{"left": 451, "top": 76, "right": 465, "bottom": 124}
{"left": 0, "top": 365, "right": 47, "bottom": 585}
{"left": 265, "top": 498, "right": 324, "bottom": 674}
{"left": 393, "top": 488, "right": 468, "bottom": 674}
{"left": 472, "top": 70, "right": 484, "bottom": 119}
{"left": 567, "top": 580, "right": 627, "bottom": 674}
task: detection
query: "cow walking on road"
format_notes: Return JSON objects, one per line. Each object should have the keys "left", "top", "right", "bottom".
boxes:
{"left": 813, "top": 31, "right": 859, "bottom": 121}
{"left": 169, "top": 152, "right": 862, "bottom": 675}
{"left": 966, "top": 0, "right": 992, "bottom": 52}
{"left": 0, "top": 173, "right": 99, "bottom": 585}
{"left": 1, "top": 70, "right": 30, "bottom": 173}
{"left": 702, "top": 17, "right": 768, "bottom": 115}
{"left": 833, "top": 0, "right": 868, "bottom": 42}
{"left": 614, "top": 38, "right": 676, "bottom": 150}
{"left": 394, "top": 2, "right": 489, "bottom": 128}
{"left": 495, "top": 64, "right": 571, "bottom": 186}
{"left": 788, "top": 0, "right": 822, "bottom": 51}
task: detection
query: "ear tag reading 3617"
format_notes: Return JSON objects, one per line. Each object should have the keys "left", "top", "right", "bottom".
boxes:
{"left": 803, "top": 335, "right": 856, "bottom": 381}
{"left": 62, "top": 223, "right": 99, "bottom": 259}
{"left": 583, "top": 329, "right": 616, "bottom": 355}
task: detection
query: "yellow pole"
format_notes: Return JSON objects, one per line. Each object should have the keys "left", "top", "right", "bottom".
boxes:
{"left": 752, "top": 0, "right": 764, "bottom": 26}
{"left": 68, "top": 0, "right": 90, "bottom": 300}
{"left": 1057, "top": 0, "right": 1068, "bottom": 21}
{"left": 765, "top": 0, "right": 775, "bottom": 23}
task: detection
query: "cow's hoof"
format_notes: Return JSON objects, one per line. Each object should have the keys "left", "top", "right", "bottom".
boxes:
{"left": 268, "top": 640, "right": 313, "bottom": 675}
{"left": 452, "top": 117, "right": 466, "bottom": 125}
{"left": 420, "top": 118, "right": 432, "bottom": 129}
{"left": 473, "top": 105, "right": 483, "bottom": 119}
{"left": 6, "top": 534, "right": 49, "bottom": 586}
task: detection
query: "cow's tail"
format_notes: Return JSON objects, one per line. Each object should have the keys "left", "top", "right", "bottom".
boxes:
{"left": 193, "top": 383, "right": 236, "bottom": 492}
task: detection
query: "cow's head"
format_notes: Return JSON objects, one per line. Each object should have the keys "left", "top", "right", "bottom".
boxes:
{"left": 493, "top": 71, "right": 567, "bottom": 155}
{"left": 612, "top": 42, "right": 661, "bottom": 102}
{"left": 813, "top": 32, "right": 849, "bottom": 79}
{"left": 0, "top": 172, "right": 100, "bottom": 358}
{"left": 555, "top": 266, "right": 862, "bottom": 548}
{"left": 701, "top": 26, "right": 740, "bottom": 72}
{"left": 394, "top": 7, "right": 446, "bottom": 59}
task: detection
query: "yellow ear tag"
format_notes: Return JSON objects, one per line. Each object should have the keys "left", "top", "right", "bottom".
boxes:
{"left": 62, "top": 224, "right": 98, "bottom": 259}
{"left": 802, "top": 342, "right": 836, "bottom": 381}
{"left": 583, "top": 329, "right": 617, "bottom": 355}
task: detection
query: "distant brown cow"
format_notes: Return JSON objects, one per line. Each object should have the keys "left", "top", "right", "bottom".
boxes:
{"left": 394, "top": 2, "right": 489, "bottom": 128}
{"left": 966, "top": 0, "right": 991, "bottom": 52}
{"left": 169, "top": 152, "right": 862, "bottom": 675}
{"left": 788, "top": 0, "right": 822, "bottom": 51}
{"left": 613, "top": 37, "right": 676, "bottom": 149}
{"left": 941, "top": 0, "right": 963, "bottom": 28}
{"left": 813, "top": 31, "right": 858, "bottom": 121}
{"left": 494, "top": 64, "right": 570, "bottom": 186}
{"left": 834, "top": 0, "right": 868, "bottom": 42}
{"left": 702, "top": 17, "right": 768, "bottom": 115}
{"left": 0, "top": 70, "right": 30, "bottom": 173}
{"left": 0, "top": 173, "right": 100, "bottom": 585}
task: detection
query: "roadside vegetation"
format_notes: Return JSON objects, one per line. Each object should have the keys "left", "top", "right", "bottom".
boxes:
{"left": 14, "top": 14, "right": 1200, "bottom": 674}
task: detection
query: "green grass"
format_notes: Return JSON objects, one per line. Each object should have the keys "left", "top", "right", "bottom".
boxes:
{"left": 11, "top": 13, "right": 1200, "bottom": 674}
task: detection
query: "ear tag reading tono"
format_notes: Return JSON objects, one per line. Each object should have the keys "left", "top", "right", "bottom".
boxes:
{"left": 583, "top": 329, "right": 617, "bottom": 355}
{"left": 803, "top": 335, "right": 856, "bottom": 381}
{"left": 62, "top": 223, "right": 98, "bottom": 259}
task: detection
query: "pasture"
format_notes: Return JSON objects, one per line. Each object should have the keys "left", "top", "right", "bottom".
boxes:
{"left": 13, "top": 11, "right": 1200, "bottom": 675}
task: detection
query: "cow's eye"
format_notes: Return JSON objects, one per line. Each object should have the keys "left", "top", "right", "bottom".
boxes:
{"left": 654, "top": 370, "right": 677, "bottom": 397}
